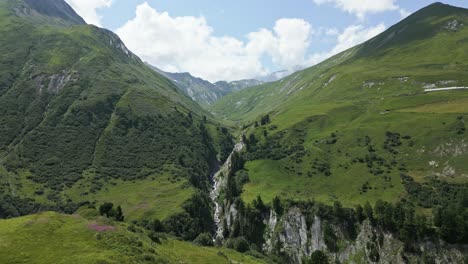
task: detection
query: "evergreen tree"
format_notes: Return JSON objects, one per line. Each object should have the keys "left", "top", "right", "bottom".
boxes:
{"left": 374, "top": 199, "right": 386, "bottom": 226}
{"left": 364, "top": 201, "right": 374, "bottom": 224}
{"left": 356, "top": 205, "right": 365, "bottom": 223}
{"left": 253, "top": 195, "right": 266, "bottom": 212}
{"left": 433, "top": 206, "right": 443, "bottom": 227}
{"left": 333, "top": 201, "right": 344, "bottom": 220}
{"left": 230, "top": 218, "right": 241, "bottom": 238}
{"left": 115, "top": 205, "right": 124, "bottom": 221}
{"left": 99, "top": 202, "right": 114, "bottom": 217}
{"left": 222, "top": 218, "right": 230, "bottom": 238}
{"left": 308, "top": 250, "right": 328, "bottom": 264}
{"left": 272, "top": 196, "right": 283, "bottom": 216}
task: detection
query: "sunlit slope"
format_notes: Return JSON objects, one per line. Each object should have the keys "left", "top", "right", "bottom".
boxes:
{"left": 0, "top": 211, "right": 267, "bottom": 264}
{"left": 211, "top": 2, "right": 468, "bottom": 207}
{"left": 0, "top": 0, "right": 232, "bottom": 222}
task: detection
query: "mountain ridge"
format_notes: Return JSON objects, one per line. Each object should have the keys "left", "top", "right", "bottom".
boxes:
{"left": 0, "top": 0, "right": 233, "bottom": 240}
{"left": 8, "top": 0, "right": 86, "bottom": 26}
{"left": 147, "top": 64, "right": 264, "bottom": 107}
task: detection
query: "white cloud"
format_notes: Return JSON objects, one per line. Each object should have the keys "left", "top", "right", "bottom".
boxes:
{"left": 273, "top": 19, "right": 312, "bottom": 67}
{"left": 399, "top": 8, "right": 411, "bottom": 19}
{"left": 116, "top": 2, "right": 313, "bottom": 82}
{"left": 331, "top": 23, "right": 386, "bottom": 53}
{"left": 313, "top": 0, "right": 398, "bottom": 19}
{"left": 65, "top": 0, "right": 113, "bottom": 26}
{"left": 306, "top": 23, "right": 386, "bottom": 66}
{"left": 325, "top": 28, "right": 339, "bottom": 36}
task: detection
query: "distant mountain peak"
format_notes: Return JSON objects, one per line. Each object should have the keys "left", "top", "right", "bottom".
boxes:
{"left": 146, "top": 63, "right": 264, "bottom": 107}
{"left": 16, "top": 0, "right": 86, "bottom": 25}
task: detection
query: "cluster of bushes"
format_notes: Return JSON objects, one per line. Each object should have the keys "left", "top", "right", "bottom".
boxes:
{"left": 98, "top": 202, "right": 124, "bottom": 221}
{"left": 355, "top": 198, "right": 467, "bottom": 245}
{"left": 0, "top": 194, "right": 82, "bottom": 219}
{"left": 383, "top": 131, "right": 403, "bottom": 154}
{"left": 357, "top": 200, "right": 434, "bottom": 244}
{"left": 302, "top": 250, "right": 329, "bottom": 264}
{"left": 20, "top": 93, "right": 120, "bottom": 191}
{"left": 455, "top": 116, "right": 465, "bottom": 135}
{"left": 163, "top": 191, "right": 214, "bottom": 241}
{"left": 310, "top": 159, "right": 332, "bottom": 176}
{"left": 254, "top": 114, "right": 271, "bottom": 128}
{"left": 2, "top": 85, "right": 223, "bottom": 199}
{"left": 243, "top": 132, "right": 305, "bottom": 162}
{"left": 325, "top": 132, "right": 338, "bottom": 145}
{"left": 95, "top": 109, "right": 216, "bottom": 190}
{"left": 401, "top": 174, "right": 468, "bottom": 208}
{"left": 433, "top": 205, "right": 468, "bottom": 243}
{"left": 216, "top": 126, "right": 235, "bottom": 163}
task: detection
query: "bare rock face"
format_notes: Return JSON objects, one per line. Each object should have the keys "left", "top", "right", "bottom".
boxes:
{"left": 309, "top": 216, "right": 326, "bottom": 253}
{"left": 263, "top": 210, "right": 278, "bottom": 252}
{"left": 278, "top": 207, "right": 310, "bottom": 263}
{"left": 33, "top": 71, "right": 73, "bottom": 95}
{"left": 47, "top": 71, "right": 71, "bottom": 94}
{"left": 444, "top": 19, "right": 464, "bottom": 31}
{"left": 263, "top": 207, "right": 466, "bottom": 264}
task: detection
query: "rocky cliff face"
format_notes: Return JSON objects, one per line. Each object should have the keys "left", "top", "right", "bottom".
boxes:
{"left": 259, "top": 207, "right": 466, "bottom": 264}
{"left": 213, "top": 142, "right": 466, "bottom": 263}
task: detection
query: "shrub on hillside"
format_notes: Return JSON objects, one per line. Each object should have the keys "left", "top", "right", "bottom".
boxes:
{"left": 193, "top": 232, "right": 213, "bottom": 246}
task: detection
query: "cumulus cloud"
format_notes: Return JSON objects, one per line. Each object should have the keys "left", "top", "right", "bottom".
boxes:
{"left": 116, "top": 2, "right": 313, "bottom": 82}
{"left": 325, "top": 28, "right": 339, "bottom": 36}
{"left": 313, "top": 0, "right": 402, "bottom": 19}
{"left": 306, "top": 23, "right": 386, "bottom": 65}
{"left": 332, "top": 23, "right": 386, "bottom": 53}
{"left": 399, "top": 8, "right": 411, "bottom": 19}
{"left": 65, "top": 0, "right": 112, "bottom": 26}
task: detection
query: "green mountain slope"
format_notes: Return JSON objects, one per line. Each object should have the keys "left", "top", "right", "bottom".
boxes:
{"left": 0, "top": 211, "right": 267, "bottom": 264}
{"left": 211, "top": 2, "right": 468, "bottom": 208}
{"left": 0, "top": 0, "right": 233, "bottom": 231}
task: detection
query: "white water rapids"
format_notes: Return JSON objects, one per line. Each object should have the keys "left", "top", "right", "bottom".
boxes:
{"left": 210, "top": 141, "right": 244, "bottom": 241}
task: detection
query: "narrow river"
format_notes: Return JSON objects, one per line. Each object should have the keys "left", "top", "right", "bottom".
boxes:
{"left": 210, "top": 141, "right": 244, "bottom": 241}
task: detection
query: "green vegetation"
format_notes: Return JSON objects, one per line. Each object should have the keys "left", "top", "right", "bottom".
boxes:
{"left": 0, "top": 211, "right": 161, "bottom": 263}
{"left": 304, "top": 250, "right": 329, "bottom": 264}
{"left": 0, "top": 0, "right": 232, "bottom": 233}
{"left": 156, "top": 238, "right": 268, "bottom": 264}
{"left": 1, "top": 1, "right": 468, "bottom": 263}
{"left": 68, "top": 175, "right": 194, "bottom": 222}
{"left": 211, "top": 3, "right": 468, "bottom": 213}
{"left": 0, "top": 211, "right": 268, "bottom": 264}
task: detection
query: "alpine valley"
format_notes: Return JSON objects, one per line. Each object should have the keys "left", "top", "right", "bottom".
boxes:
{"left": 0, "top": 1, "right": 466, "bottom": 263}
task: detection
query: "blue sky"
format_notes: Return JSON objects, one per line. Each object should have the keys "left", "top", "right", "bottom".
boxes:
{"left": 65, "top": 0, "right": 468, "bottom": 82}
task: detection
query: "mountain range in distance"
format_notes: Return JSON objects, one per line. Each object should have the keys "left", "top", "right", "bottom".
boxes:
{"left": 148, "top": 63, "right": 303, "bottom": 107}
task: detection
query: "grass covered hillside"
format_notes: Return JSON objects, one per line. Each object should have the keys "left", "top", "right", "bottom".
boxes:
{"left": 0, "top": 210, "right": 268, "bottom": 264}
{"left": 0, "top": 0, "right": 234, "bottom": 236}
{"left": 211, "top": 2, "right": 468, "bottom": 210}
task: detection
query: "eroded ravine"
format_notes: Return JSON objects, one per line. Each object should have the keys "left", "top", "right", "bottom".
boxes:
{"left": 210, "top": 140, "right": 244, "bottom": 241}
